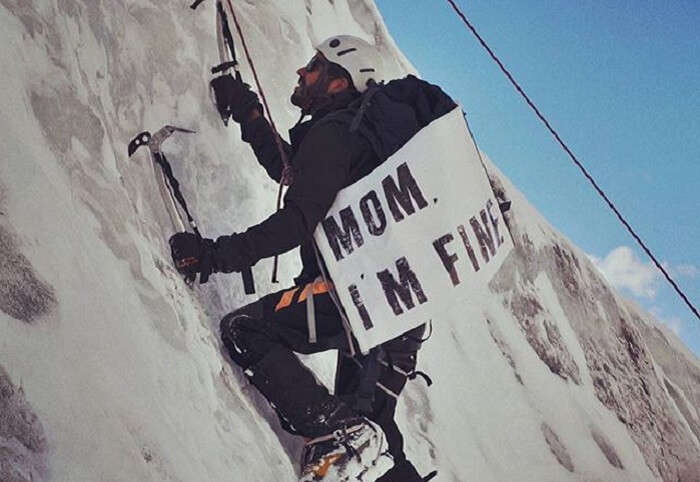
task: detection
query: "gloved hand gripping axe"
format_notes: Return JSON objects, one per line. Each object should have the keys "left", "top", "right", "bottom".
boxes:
{"left": 193, "top": 0, "right": 245, "bottom": 125}
{"left": 128, "top": 125, "right": 255, "bottom": 293}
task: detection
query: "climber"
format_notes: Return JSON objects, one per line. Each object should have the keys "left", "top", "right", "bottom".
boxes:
{"left": 169, "top": 34, "right": 455, "bottom": 481}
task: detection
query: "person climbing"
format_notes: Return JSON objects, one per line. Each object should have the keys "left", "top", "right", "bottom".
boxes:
{"left": 169, "top": 35, "right": 454, "bottom": 481}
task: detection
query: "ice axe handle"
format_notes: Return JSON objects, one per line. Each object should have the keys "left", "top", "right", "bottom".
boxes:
{"left": 242, "top": 267, "right": 255, "bottom": 294}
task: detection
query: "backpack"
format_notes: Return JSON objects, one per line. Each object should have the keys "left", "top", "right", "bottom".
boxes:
{"left": 321, "top": 74, "right": 458, "bottom": 162}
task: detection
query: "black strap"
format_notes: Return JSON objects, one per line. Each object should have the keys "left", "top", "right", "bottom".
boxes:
{"left": 385, "top": 350, "right": 433, "bottom": 387}
{"left": 423, "top": 470, "right": 438, "bottom": 481}
{"left": 214, "top": 1, "right": 242, "bottom": 81}
{"left": 406, "top": 320, "right": 433, "bottom": 344}
{"left": 353, "top": 347, "right": 383, "bottom": 414}
{"left": 211, "top": 61, "right": 239, "bottom": 75}
{"left": 349, "top": 81, "right": 380, "bottom": 133}
{"left": 408, "top": 370, "right": 433, "bottom": 387}
{"left": 154, "top": 151, "right": 201, "bottom": 239}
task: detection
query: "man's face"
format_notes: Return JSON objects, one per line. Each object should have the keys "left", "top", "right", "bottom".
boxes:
{"left": 291, "top": 52, "right": 349, "bottom": 113}
{"left": 293, "top": 53, "right": 324, "bottom": 97}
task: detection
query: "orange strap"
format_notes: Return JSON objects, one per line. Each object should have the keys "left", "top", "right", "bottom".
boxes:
{"left": 274, "top": 279, "right": 334, "bottom": 312}
{"left": 274, "top": 287, "right": 299, "bottom": 312}
{"left": 298, "top": 278, "right": 333, "bottom": 303}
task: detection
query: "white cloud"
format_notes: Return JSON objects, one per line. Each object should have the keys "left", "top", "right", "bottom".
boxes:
{"left": 588, "top": 246, "right": 659, "bottom": 299}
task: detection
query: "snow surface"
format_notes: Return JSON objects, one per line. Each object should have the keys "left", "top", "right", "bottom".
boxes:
{"left": 1, "top": 1, "right": 699, "bottom": 481}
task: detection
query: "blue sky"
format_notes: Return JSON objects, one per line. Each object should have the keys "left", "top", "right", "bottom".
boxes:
{"left": 375, "top": 0, "right": 700, "bottom": 355}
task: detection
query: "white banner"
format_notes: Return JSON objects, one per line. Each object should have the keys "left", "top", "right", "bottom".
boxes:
{"left": 313, "top": 107, "right": 513, "bottom": 353}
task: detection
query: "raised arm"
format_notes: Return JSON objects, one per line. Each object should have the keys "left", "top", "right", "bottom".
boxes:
{"left": 214, "top": 120, "right": 362, "bottom": 272}
{"left": 210, "top": 74, "right": 292, "bottom": 183}
{"left": 240, "top": 113, "right": 291, "bottom": 184}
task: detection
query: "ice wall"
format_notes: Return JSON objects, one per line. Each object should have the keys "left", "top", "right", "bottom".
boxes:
{"left": 0, "top": 1, "right": 698, "bottom": 481}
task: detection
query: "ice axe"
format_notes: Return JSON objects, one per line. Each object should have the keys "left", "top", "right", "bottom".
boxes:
{"left": 128, "top": 125, "right": 255, "bottom": 294}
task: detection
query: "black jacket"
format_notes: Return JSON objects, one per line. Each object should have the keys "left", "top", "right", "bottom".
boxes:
{"left": 213, "top": 75, "right": 457, "bottom": 283}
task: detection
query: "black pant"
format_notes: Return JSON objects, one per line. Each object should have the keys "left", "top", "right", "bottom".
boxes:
{"left": 219, "top": 281, "right": 425, "bottom": 462}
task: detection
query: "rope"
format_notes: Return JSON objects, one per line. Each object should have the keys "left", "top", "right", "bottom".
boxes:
{"left": 446, "top": 0, "right": 699, "bottom": 322}
{"left": 224, "top": 0, "right": 291, "bottom": 282}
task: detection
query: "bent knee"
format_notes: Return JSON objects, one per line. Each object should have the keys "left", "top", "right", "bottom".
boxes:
{"left": 220, "top": 312, "right": 252, "bottom": 348}
{"left": 219, "top": 312, "right": 239, "bottom": 339}
{"left": 219, "top": 307, "right": 268, "bottom": 368}
{"left": 220, "top": 301, "right": 261, "bottom": 337}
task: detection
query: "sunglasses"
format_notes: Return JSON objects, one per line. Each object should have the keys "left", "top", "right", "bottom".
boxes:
{"left": 304, "top": 54, "right": 327, "bottom": 72}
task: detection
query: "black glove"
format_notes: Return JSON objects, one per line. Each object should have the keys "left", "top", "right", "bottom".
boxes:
{"left": 210, "top": 74, "right": 262, "bottom": 125}
{"left": 168, "top": 232, "right": 216, "bottom": 284}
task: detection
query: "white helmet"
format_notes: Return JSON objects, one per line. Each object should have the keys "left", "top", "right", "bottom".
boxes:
{"left": 315, "top": 35, "right": 384, "bottom": 93}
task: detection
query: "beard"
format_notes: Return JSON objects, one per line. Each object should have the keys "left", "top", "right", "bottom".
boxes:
{"left": 290, "top": 72, "right": 333, "bottom": 116}
{"left": 290, "top": 82, "right": 310, "bottom": 111}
